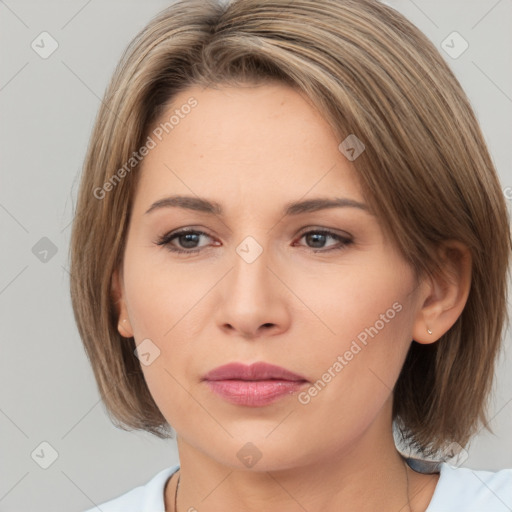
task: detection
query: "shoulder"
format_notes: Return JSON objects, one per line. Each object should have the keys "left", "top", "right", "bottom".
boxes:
{"left": 82, "top": 465, "right": 180, "bottom": 512}
{"left": 427, "top": 463, "right": 512, "bottom": 511}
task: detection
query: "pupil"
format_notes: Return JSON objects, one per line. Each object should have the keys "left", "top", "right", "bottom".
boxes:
{"left": 180, "top": 233, "right": 199, "bottom": 248}
{"left": 307, "top": 233, "right": 325, "bottom": 248}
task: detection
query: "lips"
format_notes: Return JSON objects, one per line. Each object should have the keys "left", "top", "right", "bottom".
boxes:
{"left": 202, "top": 362, "right": 309, "bottom": 407}
{"left": 202, "top": 361, "right": 308, "bottom": 382}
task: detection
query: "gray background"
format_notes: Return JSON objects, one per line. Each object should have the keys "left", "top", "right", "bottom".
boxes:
{"left": 1, "top": 1, "right": 511, "bottom": 511}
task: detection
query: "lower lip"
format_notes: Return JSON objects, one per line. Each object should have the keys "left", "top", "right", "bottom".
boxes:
{"left": 204, "top": 379, "right": 308, "bottom": 406}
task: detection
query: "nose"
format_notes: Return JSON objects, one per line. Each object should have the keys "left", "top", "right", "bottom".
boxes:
{"left": 214, "top": 239, "right": 292, "bottom": 339}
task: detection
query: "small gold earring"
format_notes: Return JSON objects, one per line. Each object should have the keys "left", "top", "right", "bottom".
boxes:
{"left": 427, "top": 328, "right": 433, "bottom": 335}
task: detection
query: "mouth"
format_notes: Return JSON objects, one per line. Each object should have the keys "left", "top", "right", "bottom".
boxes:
{"left": 202, "top": 362, "right": 309, "bottom": 407}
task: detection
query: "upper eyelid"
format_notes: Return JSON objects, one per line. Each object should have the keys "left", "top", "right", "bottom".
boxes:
{"left": 163, "top": 227, "right": 351, "bottom": 239}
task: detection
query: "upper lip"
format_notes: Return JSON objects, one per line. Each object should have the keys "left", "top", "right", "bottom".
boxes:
{"left": 202, "top": 362, "right": 308, "bottom": 382}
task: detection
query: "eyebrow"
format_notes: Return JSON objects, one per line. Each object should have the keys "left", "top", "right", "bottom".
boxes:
{"left": 145, "top": 195, "right": 369, "bottom": 216}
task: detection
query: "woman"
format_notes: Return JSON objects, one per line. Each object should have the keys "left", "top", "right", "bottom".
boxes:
{"left": 71, "top": 0, "right": 512, "bottom": 510}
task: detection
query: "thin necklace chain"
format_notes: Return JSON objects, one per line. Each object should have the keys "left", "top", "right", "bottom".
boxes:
{"left": 174, "top": 460, "right": 412, "bottom": 512}
{"left": 174, "top": 472, "right": 180, "bottom": 512}
{"left": 404, "top": 457, "right": 413, "bottom": 512}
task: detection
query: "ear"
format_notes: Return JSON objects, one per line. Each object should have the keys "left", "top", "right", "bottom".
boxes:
{"left": 412, "top": 241, "right": 472, "bottom": 344}
{"left": 111, "top": 267, "right": 134, "bottom": 338}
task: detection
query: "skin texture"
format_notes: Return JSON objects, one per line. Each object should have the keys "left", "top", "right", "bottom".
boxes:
{"left": 112, "top": 82, "right": 471, "bottom": 511}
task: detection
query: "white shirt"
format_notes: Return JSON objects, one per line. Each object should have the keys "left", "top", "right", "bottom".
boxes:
{"left": 84, "top": 462, "right": 512, "bottom": 512}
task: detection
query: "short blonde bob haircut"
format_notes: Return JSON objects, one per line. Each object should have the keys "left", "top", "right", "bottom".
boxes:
{"left": 70, "top": 0, "right": 511, "bottom": 458}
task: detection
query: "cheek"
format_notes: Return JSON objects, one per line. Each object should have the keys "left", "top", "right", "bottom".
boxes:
{"left": 122, "top": 248, "right": 207, "bottom": 341}
{"left": 301, "top": 254, "right": 414, "bottom": 349}
{"left": 121, "top": 252, "right": 215, "bottom": 417}
{"left": 292, "top": 316, "right": 412, "bottom": 455}
{"left": 122, "top": 260, "right": 201, "bottom": 427}
{"left": 296, "top": 257, "right": 415, "bottom": 410}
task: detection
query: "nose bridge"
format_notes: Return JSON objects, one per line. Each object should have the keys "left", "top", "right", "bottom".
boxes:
{"left": 230, "top": 234, "right": 272, "bottom": 298}
{"left": 235, "top": 234, "right": 266, "bottom": 267}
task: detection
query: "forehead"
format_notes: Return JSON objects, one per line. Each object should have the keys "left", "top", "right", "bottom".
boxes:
{"left": 134, "top": 83, "right": 364, "bottom": 212}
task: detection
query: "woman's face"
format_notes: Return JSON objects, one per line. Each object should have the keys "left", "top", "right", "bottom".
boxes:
{"left": 116, "top": 82, "right": 426, "bottom": 470}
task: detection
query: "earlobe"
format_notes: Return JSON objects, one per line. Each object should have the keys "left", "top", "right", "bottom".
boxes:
{"left": 117, "top": 318, "right": 134, "bottom": 338}
{"left": 413, "top": 241, "right": 472, "bottom": 344}
{"left": 111, "top": 268, "right": 134, "bottom": 338}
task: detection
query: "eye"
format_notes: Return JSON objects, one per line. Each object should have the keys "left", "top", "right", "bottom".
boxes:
{"left": 155, "top": 227, "right": 353, "bottom": 255}
{"left": 155, "top": 229, "right": 213, "bottom": 254}
{"left": 295, "top": 229, "right": 353, "bottom": 252}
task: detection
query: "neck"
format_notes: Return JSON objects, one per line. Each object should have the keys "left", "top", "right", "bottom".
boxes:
{"left": 165, "top": 407, "right": 437, "bottom": 512}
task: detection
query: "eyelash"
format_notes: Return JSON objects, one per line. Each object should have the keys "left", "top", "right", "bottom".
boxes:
{"left": 155, "top": 228, "right": 353, "bottom": 255}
